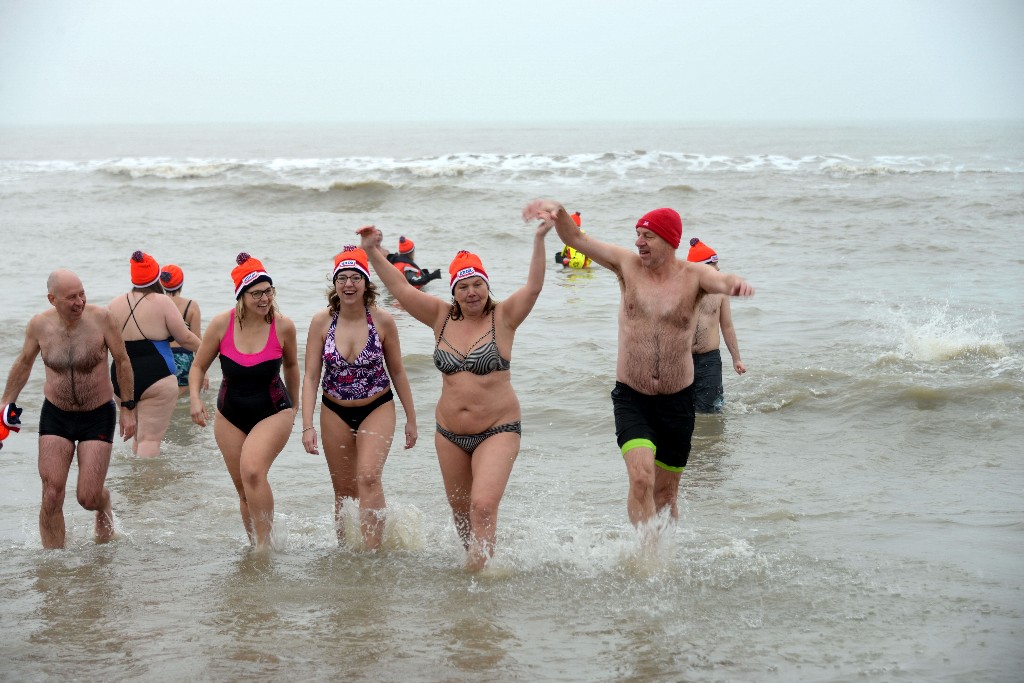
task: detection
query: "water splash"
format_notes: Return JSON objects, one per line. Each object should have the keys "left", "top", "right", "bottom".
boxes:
{"left": 876, "top": 301, "right": 1008, "bottom": 362}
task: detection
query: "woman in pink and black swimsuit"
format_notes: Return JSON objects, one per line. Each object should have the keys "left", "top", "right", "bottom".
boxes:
{"left": 300, "top": 246, "right": 417, "bottom": 550}
{"left": 189, "top": 253, "right": 300, "bottom": 550}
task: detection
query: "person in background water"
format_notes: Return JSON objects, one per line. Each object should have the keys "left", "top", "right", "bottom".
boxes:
{"left": 523, "top": 200, "right": 754, "bottom": 544}
{"left": 358, "top": 220, "right": 553, "bottom": 572}
{"left": 160, "top": 264, "right": 210, "bottom": 398}
{"left": 384, "top": 235, "right": 442, "bottom": 288}
{"left": 189, "top": 253, "right": 300, "bottom": 550}
{"left": 108, "top": 251, "right": 201, "bottom": 458}
{"left": 687, "top": 238, "right": 746, "bottom": 413}
{"left": 553, "top": 211, "right": 592, "bottom": 268}
{"left": 300, "top": 246, "right": 418, "bottom": 550}
{"left": 1, "top": 269, "right": 136, "bottom": 548}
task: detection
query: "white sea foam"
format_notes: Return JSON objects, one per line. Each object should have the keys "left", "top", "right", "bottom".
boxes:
{"left": 3, "top": 148, "right": 1017, "bottom": 193}
{"left": 872, "top": 300, "right": 1009, "bottom": 362}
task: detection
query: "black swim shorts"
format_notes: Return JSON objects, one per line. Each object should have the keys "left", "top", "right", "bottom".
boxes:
{"left": 38, "top": 398, "right": 117, "bottom": 444}
{"left": 692, "top": 348, "right": 725, "bottom": 413}
{"left": 611, "top": 381, "right": 695, "bottom": 472}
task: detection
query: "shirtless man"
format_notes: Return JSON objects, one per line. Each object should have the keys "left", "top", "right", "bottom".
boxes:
{"left": 687, "top": 238, "right": 746, "bottom": 413}
{"left": 523, "top": 201, "right": 754, "bottom": 535}
{"left": 1, "top": 270, "right": 137, "bottom": 548}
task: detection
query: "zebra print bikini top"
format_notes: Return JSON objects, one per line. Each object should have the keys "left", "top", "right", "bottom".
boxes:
{"left": 433, "top": 309, "right": 511, "bottom": 376}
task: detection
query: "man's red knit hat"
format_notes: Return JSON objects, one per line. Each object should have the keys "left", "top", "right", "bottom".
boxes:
{"left": 635, "top": 208, "right": 682, "bottom": 249}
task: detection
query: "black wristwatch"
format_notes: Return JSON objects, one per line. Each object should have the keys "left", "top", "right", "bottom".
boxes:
{"left": 120, "top": 400, "right": 137, "bottom": 410}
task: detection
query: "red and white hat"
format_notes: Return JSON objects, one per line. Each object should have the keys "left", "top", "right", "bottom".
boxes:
{"left": 130, "top": 250, "right": 161, "bottom": 288}
{"left": 231, "top": 252, "right": 272, "bottom": 300}
{"left": 686, "top": 237, "right": 718, "bottom": 264}
{"left": 333, "top": 245, "right": 371, "bottom": 281}
{"left": 448, "top": 250, "right": 489, "bottom": 293}
{"left": 160, "top": 264, "right": 184, "bottom": 291}
{"left": 397, "top": 236, "right": 415, "bottom": 254}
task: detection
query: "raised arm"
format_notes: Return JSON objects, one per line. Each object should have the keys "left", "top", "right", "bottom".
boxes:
{"left": 522, "top": 199, "right": 635, "bottom": 275}
{"left": 500, "top": 220, "right": 553, "bottom": 328}
{"left": 357, "top": 225, "right": 448, "bottom": 328}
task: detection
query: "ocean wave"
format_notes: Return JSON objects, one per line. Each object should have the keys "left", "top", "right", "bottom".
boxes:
{"left": 823, "top": 163, "right": 919, "bottom": 178}
{"left": 3, "top": 149, "right": 1020, "bottom": 191}
{"left": 196, "top": 180, "right": 397, "bottom": 212}
{"left": 657, "top": 184, "right": 699, "bottom": 193}
{"left": 99, "top": 159, "right": 244, "bottom": 179}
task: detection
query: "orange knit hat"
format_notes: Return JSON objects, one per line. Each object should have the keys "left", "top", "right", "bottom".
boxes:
{"left": 231, "top": 252, "right": 272, "bottom": 299}
{"left": 130, "top": 250, "right": 161, "bottom": 288}
{"left": 398, "top": 236, "right": 415, "bottom": 254}
{"left": 160, "top": 264, "right": 184, "bottom": 291}
{"left": 333, "top": 245, "right": 371, "bottom": 281}
{"left": 687, "top": 237, "right": 718, "bottom": 264}
{"left": 448, "top": 250, "right": 489, "bottom": 293}
{"left": 571, "top": 211, "right": 582, "bottom": 227}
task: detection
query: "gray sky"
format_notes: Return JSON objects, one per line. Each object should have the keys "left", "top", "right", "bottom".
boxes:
{"left": 1, "top": 0, "right": 1022, "bottom": 124}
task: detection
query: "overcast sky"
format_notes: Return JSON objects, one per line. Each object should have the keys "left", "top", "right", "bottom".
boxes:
{"left": 1, "top": 0, "right": 1021, "bottom": 125}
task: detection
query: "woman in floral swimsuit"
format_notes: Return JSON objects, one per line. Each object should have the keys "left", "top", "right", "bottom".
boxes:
{"left": 300, "top": 246, "right": 417, "bottom": 550}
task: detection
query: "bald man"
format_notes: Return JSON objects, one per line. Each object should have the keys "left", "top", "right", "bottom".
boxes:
{"left": 1, "top": 270, "right": 136, "bottom": 548}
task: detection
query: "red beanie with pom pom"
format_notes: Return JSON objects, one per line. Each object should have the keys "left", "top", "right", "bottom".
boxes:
{"left": 686, "top": 237, "right": 718, "bottom": 264}
{"left": 130, "top": 250, "right": 161, "bottom": 287}
{"left": 231, "top": 253, "right": 272, "bottom": 299}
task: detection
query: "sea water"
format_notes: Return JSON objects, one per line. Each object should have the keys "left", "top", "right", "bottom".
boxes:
{"left": 0, "top": 121, "right": 1021, "bottom": 681}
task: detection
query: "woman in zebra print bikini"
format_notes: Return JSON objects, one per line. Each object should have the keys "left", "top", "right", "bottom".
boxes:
{"left": 358, "top": 221, "right": 553, "bottom": 571}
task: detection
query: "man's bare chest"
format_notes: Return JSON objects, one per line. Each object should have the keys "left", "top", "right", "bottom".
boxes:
{"left": 40, "top": 328, "right": 105, "bottom": 374}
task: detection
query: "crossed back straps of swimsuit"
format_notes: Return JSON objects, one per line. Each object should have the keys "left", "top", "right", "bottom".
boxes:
{"left": 122, "top": 293, "right": 171, "bottom": 342}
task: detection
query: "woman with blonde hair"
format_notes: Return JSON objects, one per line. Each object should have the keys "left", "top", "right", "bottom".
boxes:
{"left": 189, "top": 253, "right": 300, "bottom": 549}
